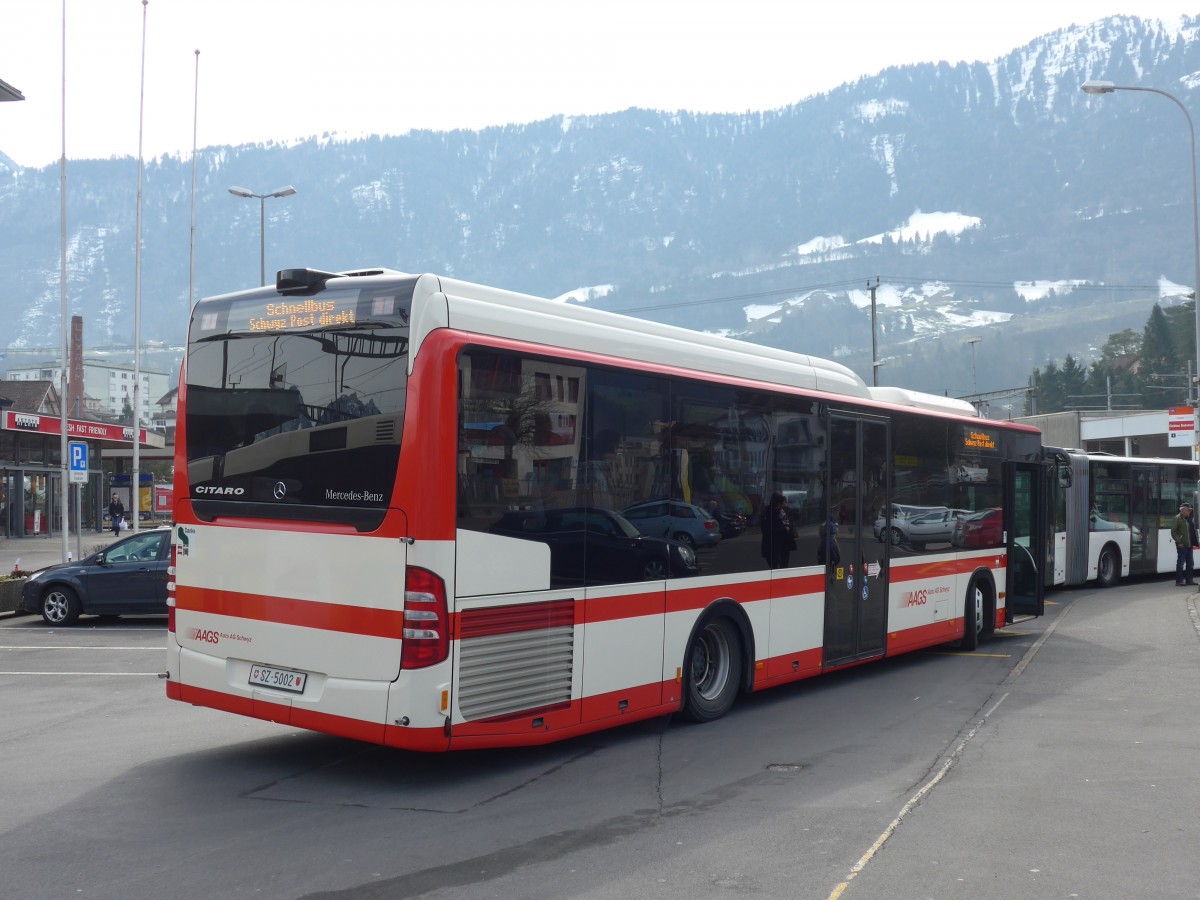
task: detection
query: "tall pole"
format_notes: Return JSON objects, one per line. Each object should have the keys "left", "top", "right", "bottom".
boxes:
{"left": 58, "top": 0, "right": 69, "bottom": 560}
{"left": 188, "top": 49, "right": 199, "bottom": 313}
{"left": 259, "top": 196, "right": 266, "bottom": 286}
{"left": 227, "top": 186, "right": 296, "bottom": 285}
{"left": 868, "top": 276, "right": 880, "bottom": 386}
{"left": 966, "top": 337, "right": 982, "bottom": 397}
{"left": 1082, "top": 80, "right": 1200, "bottom": 457}
{"left": 132, "top": 0, "right": 147, "bottom": 534}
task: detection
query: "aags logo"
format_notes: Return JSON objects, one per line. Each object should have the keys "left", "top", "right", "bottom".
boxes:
{"left": 186, "top": 627, "right": 220, "bottom": 644}
{"left": 902, "top": 589, "right": 929, "bottom": 607}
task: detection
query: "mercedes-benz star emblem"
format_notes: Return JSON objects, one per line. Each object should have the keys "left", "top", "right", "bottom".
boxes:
{"left": 273, "top": 482, "right": 287, "bottom": 500}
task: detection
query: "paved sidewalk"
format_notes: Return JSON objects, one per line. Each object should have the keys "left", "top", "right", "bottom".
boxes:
{"left": 1, "top": 531, "right": 125, "bottom": 574}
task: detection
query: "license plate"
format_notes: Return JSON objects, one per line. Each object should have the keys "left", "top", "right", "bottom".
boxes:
{"left": 248, "top": 663, "right": 307, "bottom": 694}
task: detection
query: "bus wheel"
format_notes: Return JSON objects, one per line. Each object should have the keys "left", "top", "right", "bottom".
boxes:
{"left": 41, "top": 586, "right": 80, "bottom": 626}
{"left": 1096, "top": 545, "right": 1120, "bottom": 588}
{"left": 958, "top": 581, "right": 983, "bottom": 651}
{"left": 680, "top": 616, "right": 742, "bottom": 723}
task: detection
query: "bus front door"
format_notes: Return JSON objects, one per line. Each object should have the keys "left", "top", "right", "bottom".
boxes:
{"left": 1007, "top": 461, "right": 1045, "bottom": 618}
{"left": 823, "top": 413, "right": 889, "bottom": 668}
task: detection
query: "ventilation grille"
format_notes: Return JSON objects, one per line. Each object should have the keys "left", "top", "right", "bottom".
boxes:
{"left": 457, "top": 600, "right": 575, "bottom": 721}
{"left": 375, "top": 419, "right": 396, "bottom": 442}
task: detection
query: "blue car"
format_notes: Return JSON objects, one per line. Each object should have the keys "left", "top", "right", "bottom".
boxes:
{"left": 20, "top": 528, "right": 171, "bottom": 625}
{"left": 622, "top": 500, "right": 722, "bottom": 548}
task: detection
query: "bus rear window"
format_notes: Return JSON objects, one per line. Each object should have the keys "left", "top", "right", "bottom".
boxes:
{"left": 184, "top": 283, "right": 412, "bottom": 529}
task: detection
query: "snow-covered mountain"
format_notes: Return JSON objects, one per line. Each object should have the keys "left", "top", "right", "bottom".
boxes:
{"left": 1, "top": 13, "right": 1198, "bottom": 399}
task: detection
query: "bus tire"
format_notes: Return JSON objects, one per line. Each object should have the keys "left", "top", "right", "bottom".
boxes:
{"left": 679, "top": 615, "right": 743, "bottom": 723}
{"left": 958, "top": 579, "right": 984, "bottom": 651}
{"left": 1096, "top": 545, "right": 1120, "bottom": 588}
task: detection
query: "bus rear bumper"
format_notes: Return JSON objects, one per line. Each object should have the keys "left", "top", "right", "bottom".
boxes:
{"left": 167, "top": 645, "right": 395, "bottom": 745}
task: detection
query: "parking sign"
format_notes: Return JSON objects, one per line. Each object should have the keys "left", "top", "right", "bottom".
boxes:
{"left": 68, "top": 440, "right": 89, "bottom": 484}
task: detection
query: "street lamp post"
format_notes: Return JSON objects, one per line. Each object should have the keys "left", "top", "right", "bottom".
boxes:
{"left": 227, "top": 185, "right": 296, "bottom": 285}
{"left": 966, "top": 336, "right": 982, "bottom": 396}
{"left": 1080, "top": 80, "right": 1200, "bottom": 417}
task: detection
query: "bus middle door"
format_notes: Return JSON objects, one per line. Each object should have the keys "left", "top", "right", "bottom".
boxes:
{"left": 823, "top": 412, "right": 889, "bottom": 668}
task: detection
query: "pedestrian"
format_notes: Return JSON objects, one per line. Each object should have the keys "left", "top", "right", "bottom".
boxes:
{"left": 1170, "top": 501, "right": 1198, "bottom": 586}
{"left": 108, "top": 492, "right": 125, "bottom": 537}
{"left": 817, "top": 515, "right": 840, "bottom": 567}
{"left": 760, "top": 491, "right": 797, "bottom": 569}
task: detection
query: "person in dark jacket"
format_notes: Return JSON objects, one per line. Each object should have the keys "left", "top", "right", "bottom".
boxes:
{"left": 1171, "top": 501, "right": 1198, "bottom": 586}
{"left": 108, "top": 493, "right": 125, "bottom": 536}
{"left": 760, "top": 492, "right": 797, "bottom": 569}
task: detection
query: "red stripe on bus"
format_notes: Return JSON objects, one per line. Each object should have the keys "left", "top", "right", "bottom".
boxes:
{"left": 168, "top": 680, "right": 395, "bottom": 745}
{"left": 177, "top": 554, "right": 1002, "bottom": 642}
{"left": 582, "top": 587, "right": 663, "bottom": 622}
{"left": 459, "top": 598, "right": 577, "bottom": 639}
{"left": 757, "top": 646, "right": 825, "bottom": 686}
{"left": 889, "top": 554, "right": 1005, "bottom": 582}
{"left": 176, "top": 586, "right": 404, "bottom": 638}
{"left": 887, "top": 615, "right": 965, "bottom": 653}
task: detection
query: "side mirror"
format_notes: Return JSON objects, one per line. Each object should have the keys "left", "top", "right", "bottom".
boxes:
{"left": 95, "top": 552, "right": 107, "bottom": 566}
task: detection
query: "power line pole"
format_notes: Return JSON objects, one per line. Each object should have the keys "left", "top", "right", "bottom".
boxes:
{"left": 869, "top": 277, "right": 881, "bottom": 386}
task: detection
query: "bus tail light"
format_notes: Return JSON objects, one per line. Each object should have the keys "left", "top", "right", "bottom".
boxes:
{"left": 167, "top": 542, "right": 177, "bottom": 634}
{"left": 401, "top": 567, "right": 449, "bottom": 669}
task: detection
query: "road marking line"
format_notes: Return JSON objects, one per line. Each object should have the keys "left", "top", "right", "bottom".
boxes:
{"left": 828, "top": 691, "right": 1011, "bottom": 900}
{"left": 0, "top": 646, "right": 162, "bottom": 651}
{"left": 829, "top": 597, "right": 1078, "bottom": 899}
{"left": 0, "top": 671, "right": 160, "bottom": 676}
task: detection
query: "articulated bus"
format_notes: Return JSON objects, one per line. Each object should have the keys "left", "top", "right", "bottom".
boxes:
{"left": 1045, "top": 447, "right": 1198, "bottom": 588}
{"left": 166, "top": 267, "right": 1046, "bottom": 751}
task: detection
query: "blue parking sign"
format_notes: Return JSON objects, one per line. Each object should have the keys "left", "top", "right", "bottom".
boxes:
{"left": 68, "top": 440, "right": 88, "bottom": 484}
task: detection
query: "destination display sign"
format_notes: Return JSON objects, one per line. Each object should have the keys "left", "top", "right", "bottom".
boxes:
{"left": 198, "top": 290, "right": 406, "bottom": 336}
{"left": 961, "top": 426, "right": 999, "bottom": 452}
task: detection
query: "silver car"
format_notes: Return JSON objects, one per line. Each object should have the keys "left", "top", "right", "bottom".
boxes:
{"left": 890, "top": 508, "right": 971, "bottom": 548}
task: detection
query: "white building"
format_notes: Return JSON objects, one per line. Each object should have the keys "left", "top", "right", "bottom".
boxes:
{"left": 1017, "top": 409, "right": 1194, "bottom": 460}
{"left": 5, "top": 360, "right": 169, "bottom": 422}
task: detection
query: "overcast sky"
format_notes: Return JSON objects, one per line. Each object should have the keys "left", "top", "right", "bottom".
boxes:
{"left": 0, "top": 1, "right": 1195, "bottom": 169}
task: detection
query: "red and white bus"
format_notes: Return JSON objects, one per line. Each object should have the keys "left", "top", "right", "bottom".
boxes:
{"left": 166, "top": 267, "right": 1046, "bottom": 751}
{"left": 1044, "top": 447, "right": 1198, "bottom": 587}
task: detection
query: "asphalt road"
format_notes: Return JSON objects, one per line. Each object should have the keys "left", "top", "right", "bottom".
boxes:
{"left": 2, "top": 577, "right": 1198, "bottom": 899}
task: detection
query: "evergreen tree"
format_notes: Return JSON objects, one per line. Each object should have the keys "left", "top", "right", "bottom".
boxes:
{"left": 1085, "top": 328, "right": 1141, "bottom": 407}
{"left": 1141, "top": 304, "right": 1189, "bottom": 405}
{"left": 1164, "top": 299, "right": 1197, "bottom": 383}
{"left": 1034, "top": 360, "right": 1065, "bottom": 413}
{"left": 1060, "top": 355, "right": 1089, "bottom": 408}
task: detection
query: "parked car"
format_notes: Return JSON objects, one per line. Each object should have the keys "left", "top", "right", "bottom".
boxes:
{"left": 874, "top": 503, "right": 947, "bottom": 542}
{"left": 951, "top": 508, "right": 1003, "bottom": 549}
{"left": 20, "top": 527, "right": 171, "bottom": 625}
{"left": 622, "top": 500, "right": 722, "bottom": 548}
{"left": 707, "top": 504, "right": 747, "bottom": 538}
{"left": 489, "top": 506, "right": 699, "bottom": 583}
{"left": 1090, "top": 510, "right": 1141, "bottom": 540}
{"left": 889, "top": 508, "right": 971, "bottom": 548}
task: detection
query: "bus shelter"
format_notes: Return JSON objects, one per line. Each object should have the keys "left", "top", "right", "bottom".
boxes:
{"left": 0, "top": 408, "right": 163, "bottom": 539}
